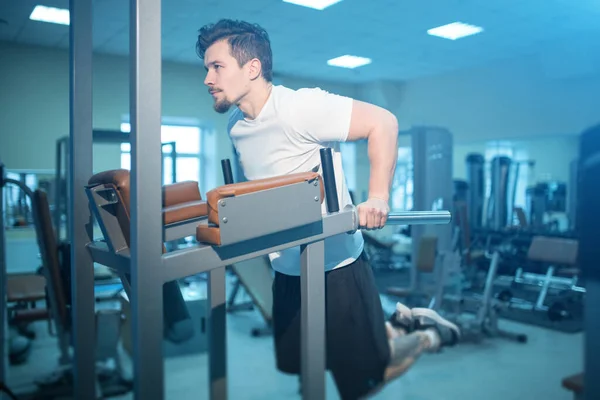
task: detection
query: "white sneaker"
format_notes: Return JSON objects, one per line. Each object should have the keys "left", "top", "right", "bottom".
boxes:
{"left": 410, "top": 307, "right": 461, "bottom": 349}
{"left": 388, "top": 302, "right": 414, "bottom": 332}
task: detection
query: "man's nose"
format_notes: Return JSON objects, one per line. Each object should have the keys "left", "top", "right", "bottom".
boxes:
{"left": 204, "top": 70, "right": 214, "bottom": 86}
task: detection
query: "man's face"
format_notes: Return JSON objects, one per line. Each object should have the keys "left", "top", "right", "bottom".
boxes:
{"left": 203, "top": 39, "right": 249, "bottom": 114}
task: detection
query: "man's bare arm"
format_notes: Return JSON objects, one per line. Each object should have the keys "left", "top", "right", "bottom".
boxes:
{"left": 346, "top": 100, "right": 399, "bottom": 202}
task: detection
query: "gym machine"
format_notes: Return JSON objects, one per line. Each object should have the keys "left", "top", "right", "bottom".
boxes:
{"left": 465, "top": 153, "right": 485, "bottom": 231}
{"left": 83, "top": 149, "right": 452, "bottom": 400}
{"left": 65, "top": 2, "right": 453, "bottom": 400}
{"left": 0, "top": 163, "right": 131, "bottom": 399}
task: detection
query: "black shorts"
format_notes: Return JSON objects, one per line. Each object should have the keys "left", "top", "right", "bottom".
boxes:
{"left": 272, "top": 251, "right": 391, "bottom": 399}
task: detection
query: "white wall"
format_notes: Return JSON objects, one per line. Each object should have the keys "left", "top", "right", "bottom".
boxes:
{"left": 1, "top": 40, "right": 597, "bottom": 199}
{"left": 395, "top": 53, "right": 600, "bottom": 143}
{"left": 0, "top": 42, "right": 359, "bottom": 182}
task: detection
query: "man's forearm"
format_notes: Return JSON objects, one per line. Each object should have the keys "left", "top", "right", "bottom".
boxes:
{"left": 367, "top": 117, "right": 398, "bottom": 202}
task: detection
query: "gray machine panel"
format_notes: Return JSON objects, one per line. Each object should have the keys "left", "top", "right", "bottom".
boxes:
{"left": 217, "top": 180, "right": 324, "bottom": 246}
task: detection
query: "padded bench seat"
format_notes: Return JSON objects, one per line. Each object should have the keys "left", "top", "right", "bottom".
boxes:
{"left": 528, "top": 236, "right": 579, "bottom": 266}
{"left": 196, "top": 171, "right": 323, "bottom": 245}
{"left": 162, "top": 181, "right": 208, "bottom": 224}
{"left": 7, "top": 274, "right": 46, "bottom": 303}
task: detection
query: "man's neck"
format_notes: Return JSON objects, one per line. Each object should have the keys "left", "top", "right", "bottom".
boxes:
{"left": 237, "top": 81, "right": 273, "bottom": 120}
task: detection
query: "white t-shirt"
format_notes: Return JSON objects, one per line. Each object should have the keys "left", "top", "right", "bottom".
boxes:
{"left": 227, "top": 85, "right": 364, "bottom": 276}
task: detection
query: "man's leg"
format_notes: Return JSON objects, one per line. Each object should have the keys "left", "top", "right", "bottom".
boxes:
{"left": 324, "top": 253, "right": 392, "bottom": 400}
{"left": 271, "top": 270, "right": 303, "bottom": 377}
{"left": 376, "top": 304, "right": 461, "bottom": 386}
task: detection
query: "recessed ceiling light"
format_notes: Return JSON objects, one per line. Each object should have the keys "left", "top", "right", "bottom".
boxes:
{"left": 427, "top": 22, "right": 483, "bottom": 40}
{"left": 30, "top": 5, "right": 70, "bottom": 26}
{"left": 282, "top": 0, "right": 343, "bottom": 11}
{"left": 327, "top": 55, "right": 372, "bottom": 69}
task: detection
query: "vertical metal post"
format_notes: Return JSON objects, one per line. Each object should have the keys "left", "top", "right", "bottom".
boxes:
{"left": 54, "top": 139, "right": 62, "bottom": 237}
{"left": 170, "top": 142, "right": 177, "bottom": 183}
{"left": 208, "top": 267, "right": 227, "bottom": 399}
{"left": 69, "top": 0, "right": 96, "bottom": 399}
{"left": 0, "top": 164, "right": 7, "bottom": 400}
{"left": 130, "top": 0, "right": 164, "bottom": 397}
{"left": 300, "top": 240, "right": 326, "bottom": 400}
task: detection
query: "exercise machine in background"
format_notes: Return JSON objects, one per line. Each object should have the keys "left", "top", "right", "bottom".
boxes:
{"left": 383, "top": 127, "right": 528, "bottom": 344}
{"left": 1, "top": 163, "right": 39, "bottom": 370}
{"left": 386, "top": 127, "right": 460, "bottom": 308}
{"left": 1, "top": 162, "right": 132, "bottom": 399}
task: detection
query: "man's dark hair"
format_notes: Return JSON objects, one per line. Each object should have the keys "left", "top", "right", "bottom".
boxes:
{"left": 196, "top": 19, "right": 273, "bottom": 82}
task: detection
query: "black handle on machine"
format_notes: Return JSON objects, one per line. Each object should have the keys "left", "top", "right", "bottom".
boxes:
{"left": 221, "top": 159, "right": 234, "bottom": 185}
{"left": 319, "top": 148, "right": 339, "bottom": 213}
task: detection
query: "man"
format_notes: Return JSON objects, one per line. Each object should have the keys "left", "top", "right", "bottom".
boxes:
{"left": 196, "top": 19, "right": 460, "bottom": 399}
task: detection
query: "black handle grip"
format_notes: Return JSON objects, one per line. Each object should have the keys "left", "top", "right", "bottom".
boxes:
{"left": 221, "top": 159, "right": 234, "bottom": 184}
{"left": 319, "top": 148, "right": 339, "bottom": 213}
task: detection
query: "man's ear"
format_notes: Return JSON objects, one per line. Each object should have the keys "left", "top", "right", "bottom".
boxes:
{"left": 248, "top": 58, "right": 262, "bottom": 80}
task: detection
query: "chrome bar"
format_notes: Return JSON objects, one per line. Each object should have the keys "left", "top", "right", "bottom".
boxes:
{"left": 387, "top": 211, "right": 452, "bottom": 225}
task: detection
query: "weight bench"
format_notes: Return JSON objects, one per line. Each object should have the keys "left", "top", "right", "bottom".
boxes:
{"left": 493, "top": 236, "right": 584, "bottom": 332}
{"left": 517, "top": 236, "right": 583, "bottom": 310}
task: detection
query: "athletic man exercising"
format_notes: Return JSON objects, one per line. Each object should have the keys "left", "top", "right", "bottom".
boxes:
{"left": 196, "top": 19, "right": 460, "bottom": 399}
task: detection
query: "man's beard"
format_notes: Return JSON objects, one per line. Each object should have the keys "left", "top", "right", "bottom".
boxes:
{"left": 214, "top": 98, "right": 233, "bottom": 114}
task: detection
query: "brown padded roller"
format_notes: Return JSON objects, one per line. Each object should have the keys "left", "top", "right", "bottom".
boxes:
{"left": 163, "top": 181, "right": 202, "bottom": 207}
{"left": 13, "top": 308, "right": 51, "bottom": 323}
{"left": 164, "top": 201, "right": 208, "bottom": 225}
{"left": 196, "top": 225, "right": 222, "bottom": 246}
{"left": 204, "top": 171, "right": 323, "bottom": 226}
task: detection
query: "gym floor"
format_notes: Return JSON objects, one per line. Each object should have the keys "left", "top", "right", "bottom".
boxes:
{"left": 5, "top": 231, "right": 583, "bottom": 399}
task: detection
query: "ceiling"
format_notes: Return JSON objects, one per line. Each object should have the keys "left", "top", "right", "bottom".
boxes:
{"left": 1, "top": 0, "right": 600, "bottom": 83}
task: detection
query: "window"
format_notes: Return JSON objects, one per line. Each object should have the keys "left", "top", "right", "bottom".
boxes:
{"left": 391, "top": 147, "right": 413, "bottom": 211}
{"left": 119, "top": 120, "right": 216, "bottom": 195}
